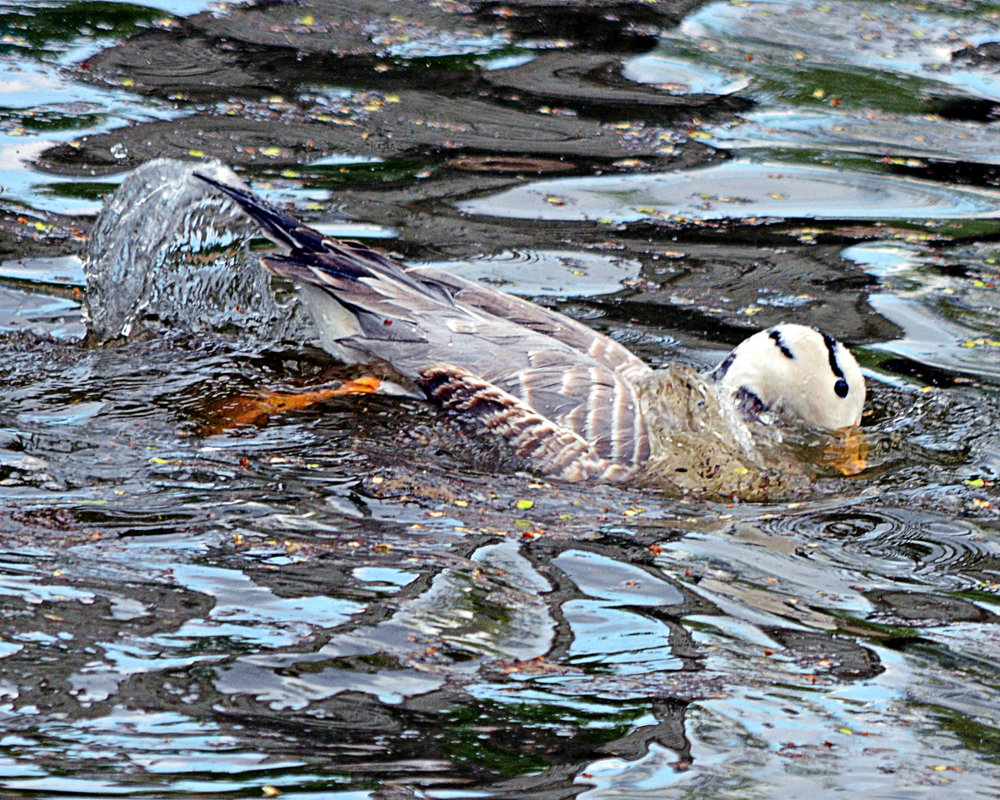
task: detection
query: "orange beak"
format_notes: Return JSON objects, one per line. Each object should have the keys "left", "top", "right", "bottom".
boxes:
{"left": 824, "top": 426, "right": 868, "bottom": 476}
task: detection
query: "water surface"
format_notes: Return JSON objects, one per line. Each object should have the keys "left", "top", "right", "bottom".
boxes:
{"left": 0, "top": 0, "right": 998, "bottom": 797}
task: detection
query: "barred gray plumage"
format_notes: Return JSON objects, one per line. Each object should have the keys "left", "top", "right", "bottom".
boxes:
{"left": 197, "top": 173, "right": 866, "bottom": 499}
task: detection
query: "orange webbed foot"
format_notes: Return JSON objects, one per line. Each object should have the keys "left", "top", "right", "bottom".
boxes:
{"left": 202, "top": 376, "right": 382, "bottom": 433}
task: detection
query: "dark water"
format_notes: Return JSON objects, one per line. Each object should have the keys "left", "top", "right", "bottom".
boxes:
{"left": 1, "top": 0, "right": 999, "bottom": 797}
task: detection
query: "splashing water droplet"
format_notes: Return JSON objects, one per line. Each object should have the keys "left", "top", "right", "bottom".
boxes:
{"left": 83, "top": 158, "right": 304, "bottom": 345}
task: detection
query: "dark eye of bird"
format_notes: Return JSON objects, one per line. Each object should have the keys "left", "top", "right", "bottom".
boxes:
{"left": 834, "top": 378, "right": 849, "bottom": 398}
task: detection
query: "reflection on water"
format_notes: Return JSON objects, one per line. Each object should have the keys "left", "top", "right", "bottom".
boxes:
{"left": 458, "top": 160, "right": 1000, "bottom": 223}
{"left": 621, "top": 52, "right": 751, "bottom": 96}
{"left": 701, "top": 107, "right": 1000, "bottom": 165}
{"left": 0, "top": 0, "right": 999, "bottom": 796}
{"left": 419, "top": 249, "right": 643, "bottom": 297}
{"left": 845, "top": 241, "right": 1000, "bottom": 382}
{"left": 681, "top": 0, "right": 1000, "bottom": 101}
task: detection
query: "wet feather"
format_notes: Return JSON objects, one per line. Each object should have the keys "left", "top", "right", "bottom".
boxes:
{"left": 197, "top": 173, "right": 866, "bottom": 498}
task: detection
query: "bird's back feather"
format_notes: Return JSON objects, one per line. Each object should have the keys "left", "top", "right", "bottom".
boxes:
{"left": 197, "top": 173, "right": 652, "bottom": 476}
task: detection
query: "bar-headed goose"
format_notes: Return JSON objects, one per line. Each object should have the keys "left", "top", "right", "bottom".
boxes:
{"left": 198, "top": 174, "right": 865, "bottom": 498}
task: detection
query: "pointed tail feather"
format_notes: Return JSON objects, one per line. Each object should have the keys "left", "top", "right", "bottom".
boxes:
{"left": 194, "top": 172, "right": 327, "bottom": 252}
{"left": 197, "top": 172, "right": 454, "bottom": 307}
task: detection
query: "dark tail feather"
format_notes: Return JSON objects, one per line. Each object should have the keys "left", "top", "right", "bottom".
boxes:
{"left": 198, "top": 172, "right": 457, "bottom": 307}
{"left": 194, "top": 172, "right": 326, "bottom": 253}
{"left": 259, "top": 253, "right": 370, "bottom": 285}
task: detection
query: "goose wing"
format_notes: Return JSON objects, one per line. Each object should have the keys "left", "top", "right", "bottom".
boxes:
{"left": 408, "top": 265, "right": 651, "bottom": 383}
{"left": 406, "top": 267, "right": 652, "bottom": 465}
{"left": 198, "top": 174, "right": 651, "bottom": 474}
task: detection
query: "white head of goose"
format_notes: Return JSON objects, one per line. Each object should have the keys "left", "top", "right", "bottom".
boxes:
{"left": 197, "top": 174, "right": 866, "bottom": 499}
{"left": 711, "top": 324, "right": 865, "bottom": 430}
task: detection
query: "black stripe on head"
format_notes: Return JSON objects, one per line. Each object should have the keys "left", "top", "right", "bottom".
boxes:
{"left": 768, "top": 328, "right": 795, "bottom": 360}
{"left": 735, "top": 386, "right": 769, "bottom": 421}
{"left": 711, "top": 351, "right": 736, "bottom": 382}
{"left": 817, "top": 329, "right": 850, "bottom": 398}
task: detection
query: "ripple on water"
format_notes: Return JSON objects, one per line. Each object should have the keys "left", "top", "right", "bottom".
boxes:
{"left": 759, "top": 505, "right": 1000, "bottom": 589}
{"left": 554, "top": 550, "right": 688, "bottom": 675}
{"left": 419, "top": 248, "right": 642, "bottom": 298}
{"left": 680, "top": 0, "right": 1000, "bottom": 102}
{"left": 383, "top": 31, "right": 511, "bottom": 58}
{"left": 703, "top": 107, "right": 1000, "bottom": 165}
{"left": 844, "top": 241, "right": 1000, "bottom": 382}
{"left": 0, "top": 285, "right": 82, "bottom": 340}
{"left": 0, "top": 708, "right": 329, "bottom": 796}
{"left": 457, "top": 161, "right": 1000, "bottom": 224}
{"left": 0, "top": 255, "right": 85, "bottom": 288}
{"left": 622, "top": 51, "right": 751, "bottom": 96}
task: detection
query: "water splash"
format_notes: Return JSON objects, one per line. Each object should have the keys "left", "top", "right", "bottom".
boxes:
{"left": 83, "top": 158, "right": 302, "bottom": 345}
